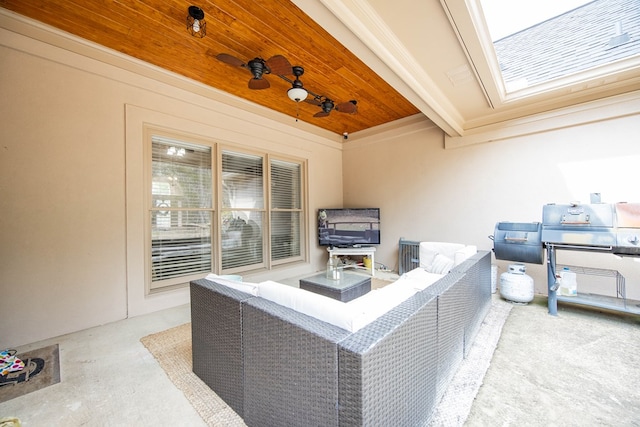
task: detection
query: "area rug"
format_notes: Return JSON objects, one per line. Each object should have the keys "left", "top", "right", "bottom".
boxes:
{"left": 141, "top": 295, "right": 511, "bottom": 426}
{"left": 0, "top": 344, "right": 60, "bottom": 403}
{"left": 428, "top": 297, "right": 513, "bottom": 426}
{"left": 140, "top": 324, "right": 247, "bottom": 426}
{"left": 371, "top": 276, "right": 394, "bottom": 290}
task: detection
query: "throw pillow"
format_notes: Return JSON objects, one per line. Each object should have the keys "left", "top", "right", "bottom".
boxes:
{"left": 428, "top": 253, "right": 454, "bottom": 274}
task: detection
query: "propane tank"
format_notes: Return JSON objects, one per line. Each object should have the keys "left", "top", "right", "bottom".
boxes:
{"left": 500, "top": 263, "right": 534, "bottom": 303}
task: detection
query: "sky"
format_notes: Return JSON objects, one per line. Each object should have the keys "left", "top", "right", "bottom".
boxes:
{"left": 480, "top": 0, "right": 594, "bottom": 40}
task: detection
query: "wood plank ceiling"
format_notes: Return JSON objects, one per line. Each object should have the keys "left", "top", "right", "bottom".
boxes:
{"left": 1, "top": 0, "right": 420, "bottom": 135}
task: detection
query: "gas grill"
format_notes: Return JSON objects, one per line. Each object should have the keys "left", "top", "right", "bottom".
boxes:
{"left": 492, "top": 202, "right": 640, "bottom": 316}
{"left": 541, "top": 202, "right": 640, "bottom": 256}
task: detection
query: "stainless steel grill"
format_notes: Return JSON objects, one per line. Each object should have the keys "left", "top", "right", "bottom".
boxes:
{"left": 541, "top": 202, "right": 640, "bottom": 255}
{"left": 493, "top": 202, "right": 640, "bottom": 316}
{"left": 492, "top": 221, "right": 543, "bottom": 264}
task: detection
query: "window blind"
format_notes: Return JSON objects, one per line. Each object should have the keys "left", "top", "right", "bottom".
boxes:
{"left": 270, "top": 159, "right": 302, "bottom": 260}
{"left": 146, "top": 136, "right": 307, "bottom": 287}
{"left": 151, "top": 137, "right": 213, "bottom": 283}
{"left": 221, "top": 151, "right": 264, "bottom": 270}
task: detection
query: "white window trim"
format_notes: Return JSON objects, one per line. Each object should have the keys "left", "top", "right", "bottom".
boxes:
{"left": 142, "top": 133, "right": 308, "bottom": 293}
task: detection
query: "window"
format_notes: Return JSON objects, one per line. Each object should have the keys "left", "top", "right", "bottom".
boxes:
{"left": 270, "top": 159, "right": 304, "bottom": 262}
{"left": 147, "top": 134, "right": 306, "bottom": 290}
{"left": 150, "top": 137, "right": 213, "bottom": 289}
{"left": 221, "top": 150, "right": 265, "bottom": 270}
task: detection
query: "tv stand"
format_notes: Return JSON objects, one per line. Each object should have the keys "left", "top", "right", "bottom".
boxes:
{"left": 327, "top": 246, "right": 376, "bottom": 276}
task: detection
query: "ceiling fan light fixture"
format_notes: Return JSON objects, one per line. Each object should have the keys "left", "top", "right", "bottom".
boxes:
{"left": 287, "top": 82, "right": 308, "bottom": 102}
{"left": 187, "top": 6, "right": 206, "bottom": 38}
{"left": 287, "top": 65, "right": 308, "bottom": 102}
{"left": 287, "top": 87, "right": 308, "bottom": 102}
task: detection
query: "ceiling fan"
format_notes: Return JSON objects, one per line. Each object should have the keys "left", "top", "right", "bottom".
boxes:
{"left": 217, "top": 53, "right": 359, "bottom": 119}
{"left": 216, "top": 53, "right": 293, "bottom": 89}
{"left": 305, "top": 97, "right": 358, "bottom": 117}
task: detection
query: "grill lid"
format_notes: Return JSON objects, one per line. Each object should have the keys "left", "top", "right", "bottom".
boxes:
{"left": 541, "top": 203, "right": 616, "bottom": 249}
{"left": 541, "top": 202, "right": 640, "bottom": 254}
{"left": 542, "top": 203, "right": 614, "bottom": 229}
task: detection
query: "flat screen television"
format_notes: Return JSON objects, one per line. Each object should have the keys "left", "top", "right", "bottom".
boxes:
{"left": 317, "top": 208, "right": 380, "bottom": 247}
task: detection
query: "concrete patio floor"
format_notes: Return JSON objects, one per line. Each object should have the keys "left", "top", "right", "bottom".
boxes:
{"left": 1, "top": 292, "right": 638, "bottom": 426}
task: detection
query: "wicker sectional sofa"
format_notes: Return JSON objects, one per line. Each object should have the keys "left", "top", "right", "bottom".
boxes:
{"left": 190, "top": 250, "right": 491, "bottom": 427}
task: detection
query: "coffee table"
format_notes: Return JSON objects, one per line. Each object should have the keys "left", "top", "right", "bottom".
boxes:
{"left": 299, "top": 272, "right": 371, "bottom": 302}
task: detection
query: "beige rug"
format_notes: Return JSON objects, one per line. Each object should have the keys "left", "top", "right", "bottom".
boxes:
{"left": 142, "top": 294, "right": 511, "bottom": 427}
{"left": 371, "top": 277, "right": 393, "bottom": 290}
{"left": 140, "top": 324, "right": 247, "bottom": 426}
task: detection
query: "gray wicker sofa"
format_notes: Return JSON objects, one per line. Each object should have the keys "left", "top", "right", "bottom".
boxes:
{"left": 190, "top": 250, "right": 491, "bottom": 427}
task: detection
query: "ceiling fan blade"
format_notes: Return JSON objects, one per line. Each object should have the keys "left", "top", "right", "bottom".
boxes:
{"left": 335, "top": 101, "right": 358, "bottom": 114}
{"left": 314, "top": 111, "right": 330, "bottom": 118}
{"left": 216, "top": 53, "right": 245, "bottom": 68}
{"left": 266, "top": 55, "right": 293, "bottom": 75}
{"left": 249, "top": 78, "right": 270, "bottom": 90}
{"left": 304, "top": 98, "right": 322, "bottom": 106}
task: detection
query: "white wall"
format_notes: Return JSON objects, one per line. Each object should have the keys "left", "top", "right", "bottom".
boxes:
{"left": 0, "top": 17, "right": 343, "bottom": 347}
{"left": 345, "top": 105, "right": 640, "bottom": 299}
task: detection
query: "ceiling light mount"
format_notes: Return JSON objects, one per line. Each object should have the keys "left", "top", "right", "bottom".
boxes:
{"left": 287, "top": 66, "right": 308, "bottom": 102}
{"left": 187, "top": 6, "right": 206, "bottom": 38}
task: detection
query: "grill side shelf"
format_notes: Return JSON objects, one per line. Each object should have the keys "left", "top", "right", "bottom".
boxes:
{"left": 551, "top": 262, "right": 640, "bottom": 316}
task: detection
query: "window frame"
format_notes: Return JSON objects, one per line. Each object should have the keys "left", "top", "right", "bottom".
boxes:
{"left": 268, "top": 155, "right": 307, "bottom": 266}
{"left": 144, "top": 129, "right": 308, "bottom": 292}
{"left": 217, "top": 147, "right": 267, "bottom": 273}
{"left": 145, "top": 131, "right": 217, "bottom": 291}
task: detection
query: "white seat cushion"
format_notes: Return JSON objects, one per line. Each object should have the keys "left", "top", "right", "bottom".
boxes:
{"left": 428, "top": 253, "right": 455, "bottom": 274}
{"left": 205, "top": 273, "right": 259, "bottom": 296}
{"left": 258, "top": 280, "right": 367, "bottom": 332}
{"left": 419, "top": 241, "right": 477, "bottom": 271}
{"left": 454, "top": 245, "right": 477, "bottom": 265}
{"left": 401, "top": 267, "right": 445, "bottom": 290}
{"left": 257, "top": 276, "right": 434, "bottom": 333}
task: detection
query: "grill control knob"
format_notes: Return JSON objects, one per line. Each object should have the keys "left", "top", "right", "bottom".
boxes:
{"left": 628, "top": 235, "right": 639, "bottom": 245}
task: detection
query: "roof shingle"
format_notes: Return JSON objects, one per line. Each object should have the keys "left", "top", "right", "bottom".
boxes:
{"left": 494, "top": 0, "right": 640, "bottom": 89}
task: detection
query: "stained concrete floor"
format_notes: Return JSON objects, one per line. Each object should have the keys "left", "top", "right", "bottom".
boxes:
{"left": 466, "top": 296, "right": 640, "bottom": 426}
{"left": 1, "top": 291, "right": 639, "bottom": 426}
{"left": 0, "top": 304, "right": 206, "bottom": 426}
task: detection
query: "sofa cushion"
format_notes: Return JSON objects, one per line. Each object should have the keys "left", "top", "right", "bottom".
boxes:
{"left": 205, "top": 273, "right": 259, "bottom": 296}
{"left": 428, "top": 253, "right": 455, "bottom": 274}
{"left": 346, "top": 281, "right": 419, "bottom": 328}
{"left": 419, "top": 242, "right": 477, "bottom": 272}
{"left": 401, "top": 267, "right": 445, "bottom": 290}
{"left": 258, "top": 280, "right": 367, "bottom": 332}
{"left": 257, "top": 277, "right": 431, "bottom": 333}
{"left": 454, "top": 245, "right": 477, "bottom": 265}
{"left": 419, "top": 242, "right": 463, "bottom": 267}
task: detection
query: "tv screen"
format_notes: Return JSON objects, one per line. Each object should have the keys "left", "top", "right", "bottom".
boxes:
{"left": 318, "top": 208, "right": 380, "bottom": 247}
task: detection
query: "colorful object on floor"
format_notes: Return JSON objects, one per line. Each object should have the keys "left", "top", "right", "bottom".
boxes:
{"left": 0, "top": 350, "right": 24, "bottom": 376}
{"left": 0, "top": 417, "right": 22, "bottom": 427}
{"left": 0, "top": 344, "right": 60, "bottom": 403}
